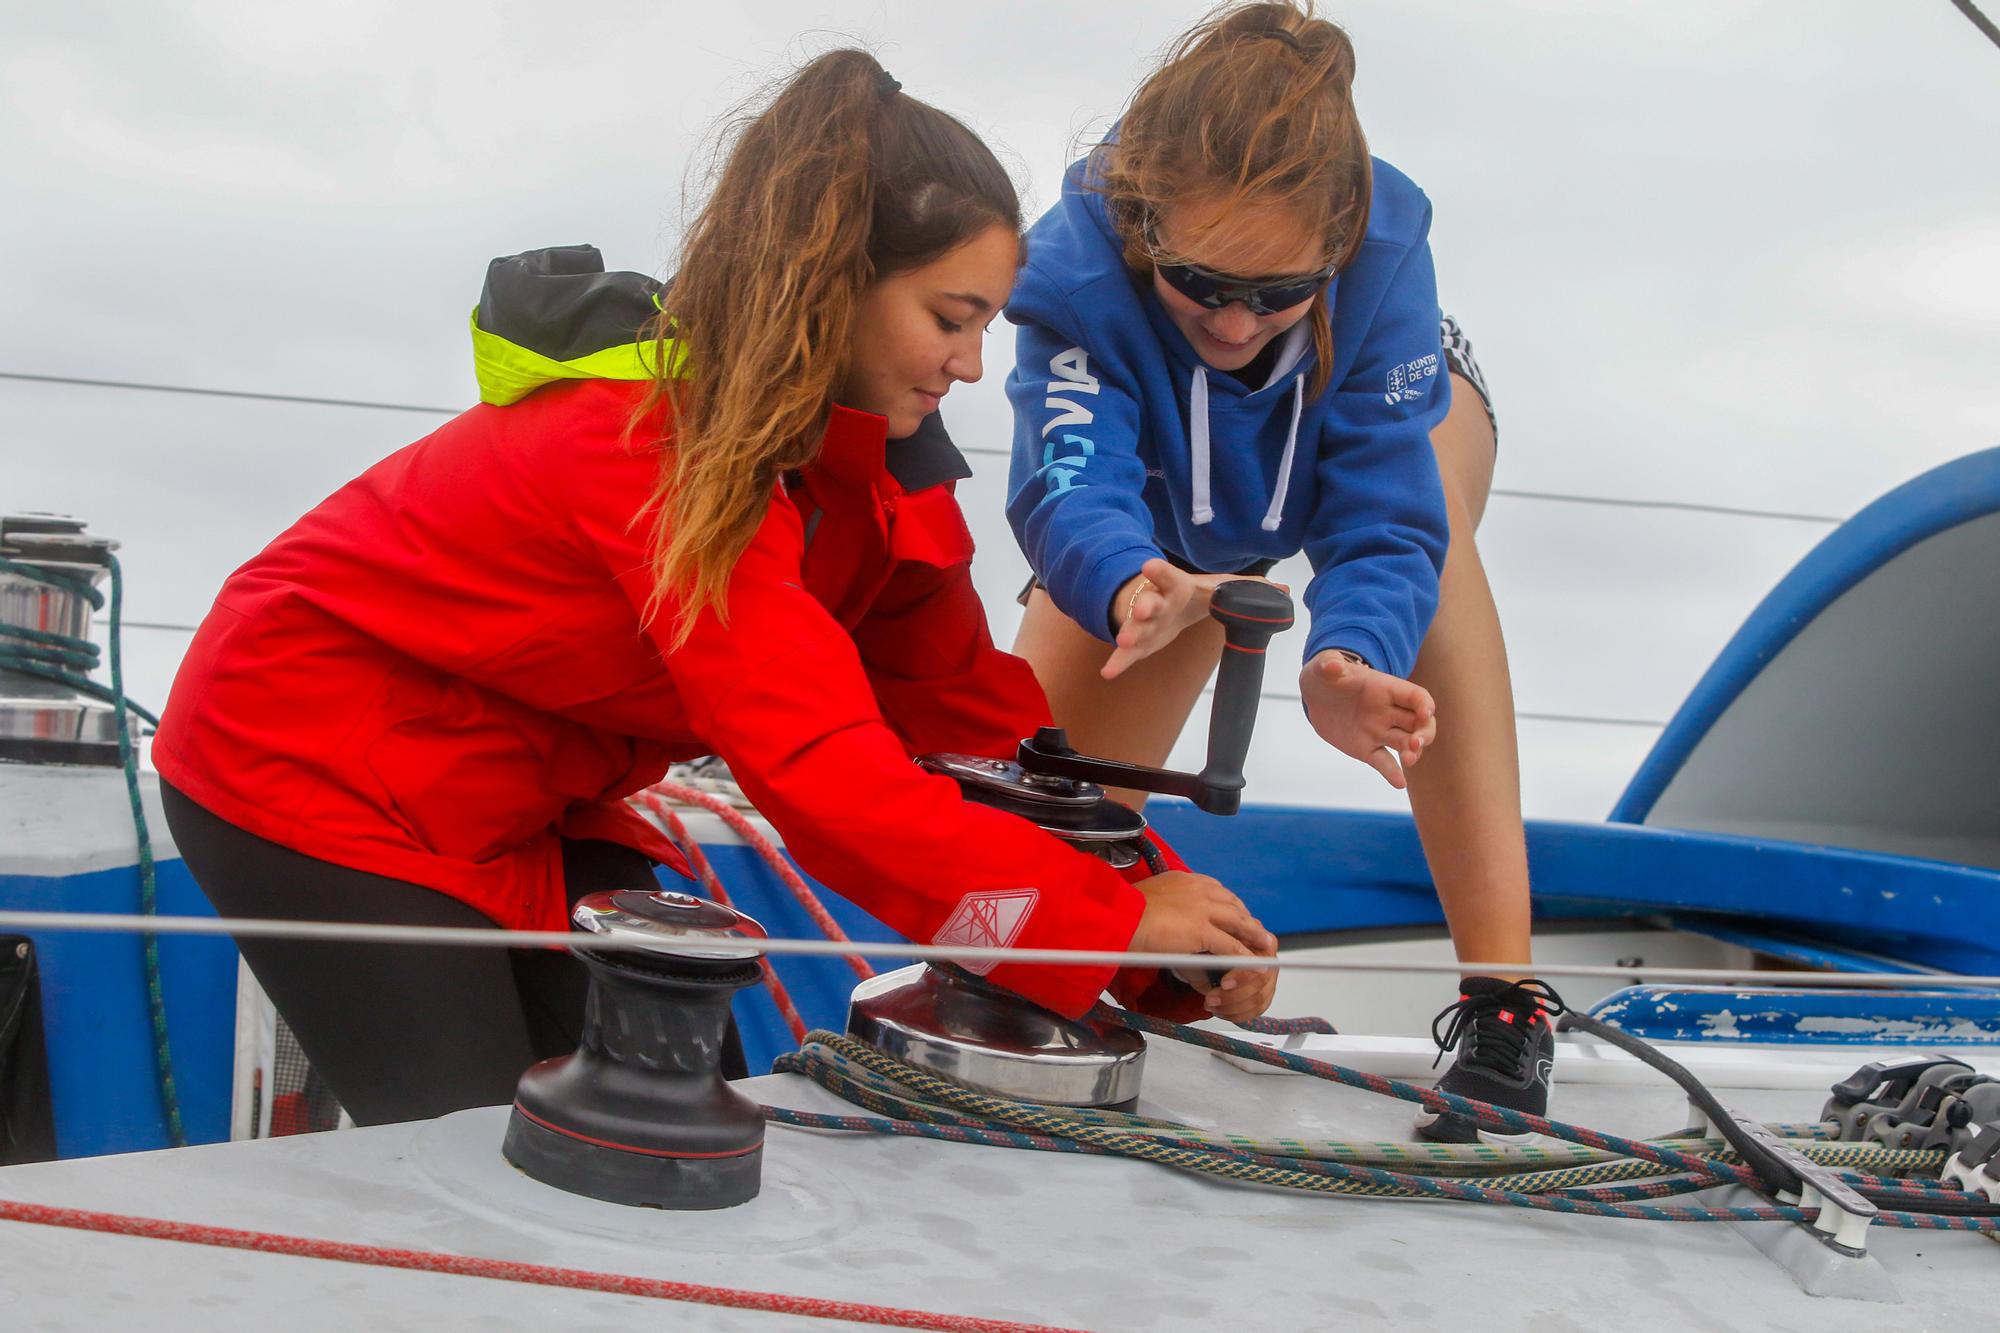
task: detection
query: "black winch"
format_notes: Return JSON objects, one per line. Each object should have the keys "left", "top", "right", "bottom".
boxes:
{"left": 502, "top": 889, "right": 768, "bottom": 1209}
{"left": 849, "top": 579, "right": 1296, "bottom": 1108}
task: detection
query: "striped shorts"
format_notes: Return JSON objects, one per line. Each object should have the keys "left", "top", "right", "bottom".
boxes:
{"left": 1439, "top": 313, "right": 1496, "bottom": 439}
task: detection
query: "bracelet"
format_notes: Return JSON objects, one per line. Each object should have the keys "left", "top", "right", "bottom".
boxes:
{"left": 1330, "top": 648, "right": 1367, "bottom": 668}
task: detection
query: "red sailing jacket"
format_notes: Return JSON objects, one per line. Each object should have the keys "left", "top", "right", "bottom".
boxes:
{"left": 155, "top": 377, "right": 1200, "bottom": 1019}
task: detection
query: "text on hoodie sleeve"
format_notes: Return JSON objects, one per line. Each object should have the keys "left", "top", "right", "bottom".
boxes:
{"left": 1005, "top": 309, "right": 1165, "bottom": 641}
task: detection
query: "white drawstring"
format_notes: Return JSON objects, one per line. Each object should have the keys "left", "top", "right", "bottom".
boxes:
{"left": 1189, "top": 324, "right": 1311, "bottom": 533}
{"left": 1261, "top": 377, "right": 1304, "bottom": 533}
{"left": 1189, "top": 366, "right": 1214, "bottom": 525}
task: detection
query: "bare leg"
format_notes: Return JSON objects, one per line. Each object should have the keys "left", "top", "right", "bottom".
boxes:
{"left": 1011, "top": 587, "right": 1222, "bottom": 809}
{"left": 1406, "top": 373, "right": 1532, "bottom": 979}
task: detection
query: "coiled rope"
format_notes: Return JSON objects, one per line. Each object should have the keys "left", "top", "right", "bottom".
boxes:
{"left": 631, "top": 797, "right": 1994, "bottom": 1231}
{"left": 0, "top": 552, "right": 181, "bottom": 1146}
{"left": 767, "top": 1027, "right": 2000, "bottom": 1232}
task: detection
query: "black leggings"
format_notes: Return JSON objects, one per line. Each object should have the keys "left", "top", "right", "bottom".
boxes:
{"left": 161, "top": 781, "right": 744, "bottom": 1127}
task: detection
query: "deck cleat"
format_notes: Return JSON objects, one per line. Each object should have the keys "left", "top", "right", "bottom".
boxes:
{"left": 1864, "top": 1067, "right": 1994, "bottom": 1151}
{"left": 1822, "top": 1054, "right": 1975, "bottom": 1142}
{"left": 502, "top": 890, "right": 768, "bottom": 1209}
{"left": 1941, "top": 1122, "right": 2000, "bottom": 1205}
{"left": 1934, "top": 1079, "right": 2000, "bottom": 1153}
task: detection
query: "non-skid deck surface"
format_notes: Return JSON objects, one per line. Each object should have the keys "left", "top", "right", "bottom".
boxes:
{"left": 0, "top": 1040, "right": 1990, "bottom": 1330}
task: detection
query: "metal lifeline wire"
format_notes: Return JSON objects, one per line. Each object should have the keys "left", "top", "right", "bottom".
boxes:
{"left": 10, "top": 905, "right": 2000, "bottom": 991}
{"left": 0, "top": 369, "right": 1853, "bottom": 530}
{"left": 13, "top": 373, "right": 1850, "bottom": 736}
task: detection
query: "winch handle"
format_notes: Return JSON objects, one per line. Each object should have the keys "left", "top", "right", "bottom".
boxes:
{"left": 1196, "top": 581, "right": 1296, "bottom": 816}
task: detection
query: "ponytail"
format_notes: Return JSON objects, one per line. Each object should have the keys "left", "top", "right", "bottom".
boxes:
{"left": 637, "top": 51, "right": 1017, "bottom": 645}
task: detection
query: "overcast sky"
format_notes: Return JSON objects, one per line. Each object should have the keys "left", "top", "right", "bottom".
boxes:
{"left": 6, "top": 0, "right": 1997, "bottom": 820}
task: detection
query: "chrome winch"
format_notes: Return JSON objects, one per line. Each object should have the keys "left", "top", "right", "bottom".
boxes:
{"left": 847, "top": 579, "right": 1295, "bottom": 1110}
{"left": 0, "top": 514, "right": 125, "bottom": 767}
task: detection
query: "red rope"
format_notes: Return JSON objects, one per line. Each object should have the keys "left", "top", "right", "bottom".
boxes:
{"left": 644, "top": 795, "right": 810, "bottom": 1045}
{"left": 0, "top": 1198, "right": 1088, "bottom": 1332}
{"left": 644, "top": 781, "right": 874, "bottom": 980}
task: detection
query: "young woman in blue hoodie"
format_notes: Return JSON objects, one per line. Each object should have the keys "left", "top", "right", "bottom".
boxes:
{"left": 1005, "top": 1, "right": 1558, "bottom": 1142}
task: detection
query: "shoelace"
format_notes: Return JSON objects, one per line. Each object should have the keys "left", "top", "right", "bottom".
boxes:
{"left": 1430, "top": 979, "right": 1568, "bottom": 1074}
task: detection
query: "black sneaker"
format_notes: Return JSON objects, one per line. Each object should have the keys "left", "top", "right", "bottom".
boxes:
{"left": 1413, "top": 977, "right": 1565, "bottom": 1144}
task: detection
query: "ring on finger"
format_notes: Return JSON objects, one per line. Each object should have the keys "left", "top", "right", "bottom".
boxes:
{"left": 1125, "top": 576, "right": 1153, "bottom": 626}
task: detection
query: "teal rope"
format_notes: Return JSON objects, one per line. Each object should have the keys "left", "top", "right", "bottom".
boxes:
{"left": 0, "top": 556, "right": 159, "bottom": 726}
{"left": 0, "top": 551, "right": 181, "bottom": 1145}
{"left": 107, "top": 554, "right": 183, "bottom": 1146}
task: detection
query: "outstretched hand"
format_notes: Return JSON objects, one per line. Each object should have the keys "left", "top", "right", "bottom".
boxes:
{"left": 1104, "top": 558, "right": 1288, "bottom": 680}
{"left": 1300, "top": 649, "right": 1437, "bottom": 789}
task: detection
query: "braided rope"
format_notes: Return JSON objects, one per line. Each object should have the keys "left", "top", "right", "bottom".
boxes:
{"left": 0, "top": 1198, "right": 1086, "bottom": 1332}
{"left": 769, "top": 1028, "right": 2000, "bottom": 1232}
{"left": 0, "top": 555, "right": 160, "bottom": 727}
{"left": 106, "top": 554, "right": 182, "bottom": 1147}
{"left": 1232, "top": 1014, "right": 1338, "bottom": 1036}
{"left": 776, "top": 1033, "right": 1807, "bottom": 1218}
{"left": 642, "top": 796, "right": 810, "bottom": 1044}
{"left": 1105, "top": 1008, "right": 1746, "bottom": 1184}
{"left": 779, "top": 1035, "right": 1951, "bottom": 1200}
{"left": 645, "top": 779, "right": 873, "bottom": 980}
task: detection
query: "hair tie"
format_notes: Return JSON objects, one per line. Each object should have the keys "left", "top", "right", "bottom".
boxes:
{"left": 1256, "top": 29, "right": 1304, "bottom": 52}
{"left": 875, "top": 69, "right": 902, "bottom": 98}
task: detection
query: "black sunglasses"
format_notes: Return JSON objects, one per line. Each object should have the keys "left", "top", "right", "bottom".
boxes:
{"left": 1145, "top": 222, "right": 1338, "bottom": 316}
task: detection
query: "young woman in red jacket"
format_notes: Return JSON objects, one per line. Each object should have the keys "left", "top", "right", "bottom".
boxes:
{"left": 155, "top": 51, "right": 1278, "bottom": 1127}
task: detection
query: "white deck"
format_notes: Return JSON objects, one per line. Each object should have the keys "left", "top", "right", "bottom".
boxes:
{"left": 0, "top": 1038, "right": 1990, "bottom": 1330}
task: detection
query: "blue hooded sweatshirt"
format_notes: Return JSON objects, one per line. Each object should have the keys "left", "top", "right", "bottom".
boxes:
{"left": 1004, "top": 152, "right": 1452, "bottom": 678}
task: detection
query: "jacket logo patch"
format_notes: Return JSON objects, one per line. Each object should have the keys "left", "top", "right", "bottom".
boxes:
{"left": 933, "top": 888, "right": 1039, "bottom": 974}
{"left": 1384, "top": 352, "right": 1439, "bottom": 405}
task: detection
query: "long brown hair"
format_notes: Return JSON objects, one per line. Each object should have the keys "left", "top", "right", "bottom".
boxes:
{"left": 1095, "top": 1, "right": 1369, "bottom": 401}
{"left": 637, "top": 50, "right": 1018, "bottom": 644}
